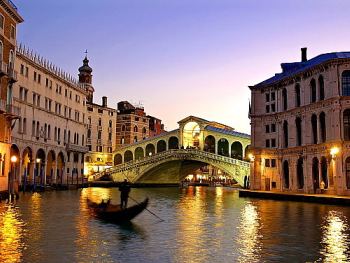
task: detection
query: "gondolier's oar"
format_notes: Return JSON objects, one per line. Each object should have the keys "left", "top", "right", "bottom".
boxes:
{"left": 128, "top": 196, "right": 164, "bottom": 222}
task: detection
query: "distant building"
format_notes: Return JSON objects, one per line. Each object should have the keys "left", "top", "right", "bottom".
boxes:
{"left": 249, "top": 48, "right": 350, "bottom": 196}
{"left": 82, "top": 56, "right": 117, "bottom": 175}
{"left": 0, "top": 0, "right": 23, "bottom": 195}
{"left": 148, "top": 115, "right": 165, "bottom": 137}
{"left": 116, "top": 101, "right": 150, "bottom": 148}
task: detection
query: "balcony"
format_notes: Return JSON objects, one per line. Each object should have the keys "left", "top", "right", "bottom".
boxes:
{"left": 66, "top": 143, "right": 89, "bottom": 153}
{"left": 97, "top": 139, "right": 102, "bottom": 145}
{"left": 86, "top": 138, "right": 92, "bottom": 145}
{"left": 97, "top": 125, "right": 102, "bottom": 131}
{"left": 0, "top": 62, "right": 8, "bottom": 77}
{"left": 1, "top": 102, "right": 20, "bottom": 118}
{"left": 87, "top": 124, "right": 92, "bottom": 129}
{"left": 7, "top": 66, "right": 17, "bottom": 83}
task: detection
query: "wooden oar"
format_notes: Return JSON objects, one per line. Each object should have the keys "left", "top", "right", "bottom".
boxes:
{"left": 128, "top": 196, "right": 164, "bottom": 222}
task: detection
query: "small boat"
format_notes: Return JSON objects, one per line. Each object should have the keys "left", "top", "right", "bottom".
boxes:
{"left": 87, "top": 198, "right": 149, "bottom": 224}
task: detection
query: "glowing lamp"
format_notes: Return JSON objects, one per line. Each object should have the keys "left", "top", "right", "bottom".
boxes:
{"left": 330, "top": 147, "right": 339, "bottom": 159}
{"left": 10, "top": 155, "right": 18, "bottom": 163}
{"left": 248, "top": 153, "right": 255, "bottom": 162}
{"left": 36, "top": 158, "right": 41, "bottom": 164}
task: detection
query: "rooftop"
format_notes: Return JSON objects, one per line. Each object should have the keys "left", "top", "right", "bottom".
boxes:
{"left": 205, "top": 125, "right": 250, "bottom": 139}
{"left": 253, "top": 52, "right": 350, "bottom": 89}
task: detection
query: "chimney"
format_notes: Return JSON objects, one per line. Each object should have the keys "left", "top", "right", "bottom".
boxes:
{"left": 301, "top": 47, "right": 307, "bottom": 62}
{"left": 102, "top": 96, "right": 107, "bottom": 107}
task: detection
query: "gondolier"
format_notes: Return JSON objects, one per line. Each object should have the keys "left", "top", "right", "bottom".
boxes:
{"left": 119, "top": 179, "right": 131, "bottom": 209}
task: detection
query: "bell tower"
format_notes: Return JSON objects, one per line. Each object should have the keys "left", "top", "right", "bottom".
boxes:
{"left": 79, "top": 50, "right": 94, "bottom": 103}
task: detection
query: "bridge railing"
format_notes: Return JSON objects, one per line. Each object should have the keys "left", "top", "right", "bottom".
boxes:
{"left": 89, "top": 149, "right": 250, "bottom": 181}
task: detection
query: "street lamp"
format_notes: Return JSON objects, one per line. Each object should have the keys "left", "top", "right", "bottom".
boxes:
{"left": 248, "top": 153, "right": 255, "bottom": 162}
{"left": 330, "top": 147, "right": 340, "bottom": 159}
{"left": 36, "top": 158, "right": 41, "bottom": 188}
{"left": 9, "top": 155, "right": 18, "bottom": 202}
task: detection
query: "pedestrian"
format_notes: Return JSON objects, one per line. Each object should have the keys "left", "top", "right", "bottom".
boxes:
{"left": 320, "top": 180, "right": 325, "bottom": 194}
{"left": 119, "top": 179, "right": 131, "bottom": 209}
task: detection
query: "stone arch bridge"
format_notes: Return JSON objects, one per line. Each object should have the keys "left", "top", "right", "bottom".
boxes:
{"left": 90, "top": 116, "right": 251, "bottom": 186}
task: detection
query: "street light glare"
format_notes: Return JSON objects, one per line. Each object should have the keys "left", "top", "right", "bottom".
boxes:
{"left": 10, "top": 155, "right": 18, "bottom": 163}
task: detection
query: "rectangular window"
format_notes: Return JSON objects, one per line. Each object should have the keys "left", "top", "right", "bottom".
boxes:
{"left": 265, "top": 125, "right": 270, "bottom": 133}
{"left": 10, "top": 25, "right": 15, "bottom": 39}
{"left": 23, "top": 118, "right": 27, "bottom": 134}
{"left": 0, "top": 14, "right": 4, "bottom": 30}
{"left": 265, "top": 159, "right": 270, "bottom": 167}
{"left": 98, "top": 109, "right": 103, "bottom": 114}
{"left": 271, "top": 138, "right": 276, "bottom": 147}
{"left": 265, "top": 105, "right": 270, "bottom": 113}
{"left": 20, "top": 64, "right": 24, "bottom": 75}
{"left": 265, "top": 139, "right": 270, "bottom": 148}
{"left": 271, "top": 92, "right": 276, "bottom": 101}
{"left": 38, "top": 74, "right": 41, "bottom": 84}
{"left": 25, "top": 67, "right": 29, "bottom": 77}
{"left": 271, "top": 103, "right": 276, "bottom": 112}
{"left": 46, "top": 78, "right": 49, "bottom": 87}
{"left": 271, "top": 159, "right": 276, "bottom": 167}
{"left": 271, "top": 123, "right": 276, "bottom": 132}
{"left": 34, "top": 71, "right": 37, "bottom": 81}
{"left": 265, "top": 93, "right": 270, "bottom": 102}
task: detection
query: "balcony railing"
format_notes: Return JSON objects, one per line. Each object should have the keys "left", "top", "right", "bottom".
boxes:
{"left": 0, "top": 61, "right": 8, "bottom": 77}
{"left": 97, "top": 139, "right": 102, "bottom": 145}
{"left": 7, "top": 66, "right": 17, "bottom": 83}
{"left": 7, "top": 0, "right": 18, "bottom": 10}
{"left": 0, "top": 99, "right": 6, "bottom": 113}
{"left": 66, "top": 143, "right": 89, "bottom": 153}
{"left": 97, "top": 125, "right": 102, "bottom": 131}
{"left": 86, "top": 138, "right": 92, "bottom": 145}
{"left": 5, "top": 103, "right": 20, "bottom": 117}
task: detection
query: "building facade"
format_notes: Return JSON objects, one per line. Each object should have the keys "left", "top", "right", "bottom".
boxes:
{"left": 249, "top": 48, "right": 350, "bottom": 196}
{"left": 11, "top": 46, "right": 88, "bottom": 190}
{"left": 116, "top": 101, "right": 150, "bottom": 148}
{"left": 0, "top": 0, "right": 23, "bottom": 194}
{"left": 82, "top": 57, "right": 117, "bottom": 175}
{"left": 148, "top": 115, "right": 165, "bottom": 137}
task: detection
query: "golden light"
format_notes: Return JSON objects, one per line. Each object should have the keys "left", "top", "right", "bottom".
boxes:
{"left": 330, "top": 147, "right": 340, "bottom": 159}
{"left": 36, "top": 158, "right": 41, "bottom": 164}
{"left": 10, "top": 156, "right": 17, "bottom": 163}
{"left": 248, "top": 153, "right": 255, "bottom": 162}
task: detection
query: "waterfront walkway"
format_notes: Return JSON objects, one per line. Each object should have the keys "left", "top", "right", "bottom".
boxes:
{"left": 239, "top": 189, "right": 350, "bottom": 206}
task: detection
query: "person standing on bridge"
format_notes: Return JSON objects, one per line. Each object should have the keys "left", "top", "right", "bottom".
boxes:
{"left": 119, "top": 179, "right": 131, "bottom": 209}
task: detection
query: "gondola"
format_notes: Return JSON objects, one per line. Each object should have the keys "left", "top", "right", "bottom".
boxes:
{"left": 87, "top": 198, "right": 149, "bottom": 224}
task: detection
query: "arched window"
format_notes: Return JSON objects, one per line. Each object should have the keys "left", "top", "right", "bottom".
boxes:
{"left": 319, "top": 112, "right": 326, "bottom": 143}
{"left": 283, "top": 160, "right": 289, "bottom": 189}
{"left": 310, "top": 78, "right": 316, "bottom": 103}
{"left": 344, "top": 109, "right": 350, "bottom": 140}
{"left": 312, "top": 157, "right": 319, "bottom": 192}
{"left": 295, "top": 84, "right": 301, "bottom": 107}
{"left": 134, "top": 126, "right": 138, "bottom": 132}
{"left": 311, "top": 114, "right": 318, "bottom": 144}
{"left": 321, "top": 156, "right": 328, "bottom": 189}
{"left": 297, "top": 157, "right": 304, "bottom": 189}
{"left": 319, "top": 75, "right": 325, "bottom": 100}
{"left": 342, "top": 70, "right": 350, "bottom": 96}
{"left": 9, "top": 50, "right": 14, "bottom": 68}
{"left": 142, "top": 127, "right": 147, "bottom": 134}
{"left": 295, "top": 117, "right": 302, "bottom": 146}
{"left": 109, "top": 120, "right": 112, "bottom": 128}
{"left": 346, "top": 157, "right": 350, "bottom": 189}
{"left": 283, "top": 120, "right": 288, "bottom": 148}
{"left": 282, "top": 88, "right": 287, "bottom": 111}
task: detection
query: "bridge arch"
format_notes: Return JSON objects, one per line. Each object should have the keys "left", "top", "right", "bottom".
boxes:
{"left": 114, "top": 154, "right": 123, "bottom": 165}
{"left": 218, "top": 138, "right": 229, "bottom": 157}
{"left": 157, "top": 140, "right": 167, "bottom": 153}
{"left": 124, "top": 150, "right": 133, "bottom": 163}
{"left": 204, "top": 135, "right": 216, "bottom": 153}
{"left": 146, "top": 144, "right": 156, "bottom": 156}
{"left": 168, "top": 136, "right": 179, "bottom": 149}
{"left": 135, "top": 147, "right": 144, "bottom": 160}
{"left": 231, "top": 141, "right": 243, "bottom": 160}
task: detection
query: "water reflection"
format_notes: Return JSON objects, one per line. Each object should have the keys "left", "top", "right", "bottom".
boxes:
{"left": 0, "top": 205, "right": 25, "bottom": 263}
{"left": 320, "top": 210, "right": 350, "bottom": 263}
{"left": 237, "top": 202, "right": 261, "bottom": 263}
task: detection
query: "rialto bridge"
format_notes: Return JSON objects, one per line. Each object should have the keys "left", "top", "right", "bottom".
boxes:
{"left": 90, "top": 116, "right": 251, "bottom": 186}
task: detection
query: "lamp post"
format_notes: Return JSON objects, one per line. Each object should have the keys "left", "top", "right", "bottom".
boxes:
{"left": 10, "top": 155, "right": 18, "bottom": 202}
{"left": 330, "top": 147, "right": 340, "bottom": 193}
{"left": 36, "top": 158, "right": 41, "bottom": 190}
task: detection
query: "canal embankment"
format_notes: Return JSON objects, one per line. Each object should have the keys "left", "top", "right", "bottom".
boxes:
{"left": 239, "top": 189, "right": 350, "bottom": 206}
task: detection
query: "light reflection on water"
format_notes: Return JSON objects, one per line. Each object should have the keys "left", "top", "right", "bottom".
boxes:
{"left": 0, "top": 204, "right": 25, "bottom": 263}
{"left": 236, "top": 202, "right": 261, "bottom": 263}
{"left": 320, "top": 211, "right": 350, "bottom": 263}
{"left": 0, "top": 187, "right": 350, "bottom": 262}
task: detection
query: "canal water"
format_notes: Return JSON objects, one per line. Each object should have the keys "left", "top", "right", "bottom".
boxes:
{"left": 1, "top": 187, "right": 350, "bottom": 263}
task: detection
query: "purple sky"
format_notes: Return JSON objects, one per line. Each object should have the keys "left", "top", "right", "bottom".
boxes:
{"left": 15, "top": 0, "right": 350, "bottom": 133}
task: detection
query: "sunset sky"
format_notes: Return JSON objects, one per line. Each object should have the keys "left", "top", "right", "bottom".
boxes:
{"left": 16, "top": 0, "right": 350, "bottom": 133}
